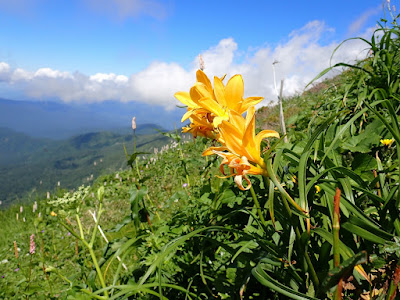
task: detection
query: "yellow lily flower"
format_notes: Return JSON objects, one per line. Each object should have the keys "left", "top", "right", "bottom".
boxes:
{"left": 175, "top": 70, "right": 265, "bottom": 128}
{"left": 211, "top": 150, "right": 267, "bottom": 190}
{"left": 205, "top": 106, "right": 279, "bottom": 168}
{"left": 182, "top": 114, "right": 219, "bottom": 140}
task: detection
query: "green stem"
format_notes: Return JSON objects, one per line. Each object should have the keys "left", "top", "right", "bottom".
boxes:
{"left": 133, "top": 129, "right": 141, "bottom": 180}
{"left": 72, "top": 214, "right": 108, "bottom": 298}
{"left": 76, "top": 214, "right": 85, "bottom": 239}
{"left": 249, "top": 185, "right": 267, "bottom": 227}
{"left": 266, "top": 159, "right": 308, "bottom": 216}
{"left": 80, "top": 238, "right": 109, "bottom": 298}
{"left": 90, "top": 203, "right": 103, "bottom": 248}
{"left": 333, "top": 188, "right": 342, "bottom": 300}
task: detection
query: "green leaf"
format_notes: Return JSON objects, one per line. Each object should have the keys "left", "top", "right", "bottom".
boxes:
{"left": 127, "top": 151, "right": 150, "bottom": 167}
{"left": 252, "top": 264, "right": 319, "bottom": 300}
{"left": 320, "top": 107, "right": 369, "bottom": 164}
{"left": 341, "top": 222, "right": 389, "bottom": 244}
{"left": 320, "top": 251, "right": 367, "bottom": 292}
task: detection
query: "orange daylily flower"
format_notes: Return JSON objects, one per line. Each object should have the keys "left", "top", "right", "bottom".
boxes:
{"left": 175, "top": 70, "right": 264, "bottom": 128}
{"left": 204, "top": 106, "right": 279, "bottom": 168}
{"left": 182, "top": 114, "right": 219, "bottom": 140}
{"left": 211, "top": 150, "right": 267, "bottom": 190}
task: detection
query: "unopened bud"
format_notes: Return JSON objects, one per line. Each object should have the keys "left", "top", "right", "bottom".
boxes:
{"left": 97, "top": 186, "right": 105, "bottom": 203}
{"left": 199, "top": 54, "right": 205, "bottom": 71}
{"left": 132, "top": 117, "right": 136, "bottom": 130}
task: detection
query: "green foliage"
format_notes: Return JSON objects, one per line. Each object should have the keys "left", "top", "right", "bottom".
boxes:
{"left": 2, "top": 8, "right": 400, "bottom": 300}
{"left": 0, "top": 129, "right": 172, "bottom": 207}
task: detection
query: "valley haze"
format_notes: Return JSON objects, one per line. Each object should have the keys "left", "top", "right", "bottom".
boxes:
{"left": 0, "top": 98, "right": 183, "bottom": 139}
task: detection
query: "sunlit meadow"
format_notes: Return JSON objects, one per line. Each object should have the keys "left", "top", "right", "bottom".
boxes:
{"left": 1, "top": 7, "right": 400, "bottom": 300}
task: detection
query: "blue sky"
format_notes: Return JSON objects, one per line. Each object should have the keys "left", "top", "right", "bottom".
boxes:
{"left": 0, "top": 0, "right": 391, "bottom": 109}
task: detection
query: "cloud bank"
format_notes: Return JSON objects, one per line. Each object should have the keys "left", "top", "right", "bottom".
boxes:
{"left": 0, "top": 21, "right": 373, "bottom": 109}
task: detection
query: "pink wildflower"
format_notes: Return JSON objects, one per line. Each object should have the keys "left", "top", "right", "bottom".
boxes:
{"left": 29, "top": 234, "right": 35, "bottom": 255}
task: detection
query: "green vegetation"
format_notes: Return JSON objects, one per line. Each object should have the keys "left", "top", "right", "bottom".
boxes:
{"left": 0, "top": 125, "right": 172, "bottom": 207}
{"left": 1, "top": 11, "right": 400, "bottom": 300}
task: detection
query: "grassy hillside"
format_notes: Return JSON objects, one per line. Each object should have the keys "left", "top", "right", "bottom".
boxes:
{"left": 0, "top": 125, "right": 177, "bottom": 206}
{"left": 1, "top": 16, "right": 400, "bottom": 299}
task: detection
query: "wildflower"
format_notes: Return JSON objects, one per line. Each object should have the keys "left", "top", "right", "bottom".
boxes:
{"left": 47, "top": 192, "right": 50, "bottom": 199}
{"left": 199, "top": 54, "right": 205, "bottom": 71}
{"left": 13, "top": 241, "right": 18, "bottom": 259}
{"left": 204, "top": 106, "right": 279, "bottom": 168}
{"left": 182, "top": 114, "right": 218, "bottom": 140}
{"left": 50, "top": 211, "right": 57, "bottom": 217}
{"left": 315, "top": 185, "right": 321, "bottom": 193}
{"left": 29, "top": 234, "right": 35, "bottom": 254}
{"left": 175, "top": 69, "right": 264, "bottom": 129}
{"left": 210, "top": 151, "right": 267, "bottom": 190}
{"left": 132, "top": 116, "right": 137, "bottom": 130}
{"left": 20, "top": 206, "right": 23, "bottom": 213}
{"left": 14, "top": 268, "right": 19, "bottom": 272}
{"left": 380, "top": 139, "right": 394, "bottom": 146}
{"left": 182, "top": 183, "right": 188, "bottom": 188}
{"left": 57, "top": 181, "right": 60, "bottom": 186}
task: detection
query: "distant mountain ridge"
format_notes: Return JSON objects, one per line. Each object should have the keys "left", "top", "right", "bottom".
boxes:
{"left": 0, "top": 126, "right": 174, "bottom": 206}
{"left": 0, "top": 98, "right": 182, "bottom": 139}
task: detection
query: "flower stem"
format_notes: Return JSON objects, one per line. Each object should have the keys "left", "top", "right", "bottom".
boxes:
{"left": 133, "top": 129, "right": 141, "bottom": 180}
{"left": 249, "top": 185, "right": 267, "bottom": 227}
{"left": 83, "top": 239, "right": 109, "bottom": 298}
{"left": 89, "top": 202, "right": 103, "bottom": 248}
{"left": 333, "top": 188, "right": 342, "bottom": 300}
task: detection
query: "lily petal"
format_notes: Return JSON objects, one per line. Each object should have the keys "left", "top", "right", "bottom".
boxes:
{"left": 213, "top": 76, "right": 227, "bottom": 107}
{"left": 225, "top": 74, "right": 244, "bottom": 112}
{"left": 175, "top": 91, "right": 198, "bottom": 108}
{"left": 202, "top": 146, "right": 228, "bottom": 156}
{"left": 196, "top": 70, "right": 213, "bottom": 95}
{"left": 240, "top": 96, "right": 264, "bottom": 112}
{"left": 234, "top": 174, "right": 251, "bottom": 190}
{"left": 181, "top": 110, "right": 194, "bottom": 122}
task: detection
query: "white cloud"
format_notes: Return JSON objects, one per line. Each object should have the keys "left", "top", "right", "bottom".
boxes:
{"left": 347, "top": 6, "right": 381, "bottom": 36}
{"left": 0, "top": 62, "right": 10, "bottom": 81}
{"left": 34, "top": 68, "right": 72, "bottom": 79}
{"left": 0, "top": 20, "right": 374, "bottom": 108}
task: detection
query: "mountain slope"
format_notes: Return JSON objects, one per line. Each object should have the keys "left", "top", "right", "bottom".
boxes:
{"left": 0, "top": 127, "right": 174, "bottom": 206}
{"left": 0, "top": 98, "right": 183, "bottom": 139}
